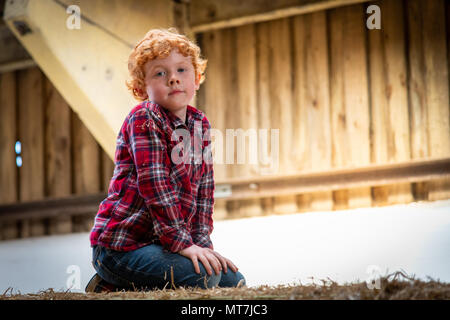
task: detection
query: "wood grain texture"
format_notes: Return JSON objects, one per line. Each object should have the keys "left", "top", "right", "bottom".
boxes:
{"left": 368, "top": 0, "right": 412, "bottom": 205}
{"left": 101, "top": 148, "right": 115, "bottom": 193}
{"left": 256, "top": 21, "right": 275, "bottom": 215}
{"left": 221, "top": 27, "right": 243, "bottom": 218}
{"left": 236, "top": 23, "right": 263, "bottom": 217}
{"left": 17, "top": 67, "right": 46, "bottom": 236}
{"left": 292, "top": 12, "right": 333, "bottom": 212}
{"left": 329, "top": 4, "right": 371, "bottom": 209}
{"left": 45, "top": 78, "right": 72, "bottom": 234}
{"left": 0, "top": 71, "right": 19, "bottom": 237}
{"left": 268, "top": 18, "right": 298, "bottom": 214}
{"left": 190, "top": 0, "right": 372, "bottom": 33}
{"left": 72, "top": 112, "right": 101, "bottom": 195}
{"left": 18, "top": 67, "right": 45, "bottom": 202}
{"left": 200, "top": 30, "right": 228, "bottom": 219}
{"left": 44, "top": 78, "right": 72, "bottom": 198}
{"left": 0, "top": 71, "right": 17, "bottom": 204}
{"left": 407, "top": 0, "right": 430, "bottom": 201}
{"left": 421, "top": 0, "right": 450, "bottom": 200}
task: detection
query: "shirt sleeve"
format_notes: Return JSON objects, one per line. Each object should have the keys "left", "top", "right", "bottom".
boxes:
{"left": 125, "top": 111, "right": 194, "bottom": 253}
{"left": 191, "top": 120, "right": 215, "bottom": 249}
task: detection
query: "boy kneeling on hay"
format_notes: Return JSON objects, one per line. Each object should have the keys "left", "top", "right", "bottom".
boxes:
{"left": 86, "top": 28, "right": 245, "bottom": 292}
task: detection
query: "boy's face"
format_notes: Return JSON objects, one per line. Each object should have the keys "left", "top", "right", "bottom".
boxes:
{"left": 143, "top": 49, "right": 200, "bottom": 114}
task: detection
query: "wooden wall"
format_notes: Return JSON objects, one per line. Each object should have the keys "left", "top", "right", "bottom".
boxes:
{"left": 1, "top": 0, "right": 449, "bottom": 240}
{"left": 198, "top": 0, "right": 450, "bottom": 217}
{"left": 0, "top": 66, "right": 114, "bottom": 238}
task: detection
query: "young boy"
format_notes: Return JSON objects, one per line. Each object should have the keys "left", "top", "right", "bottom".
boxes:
{"left": 86, "top": 28, "right": 245, "bottom": 292}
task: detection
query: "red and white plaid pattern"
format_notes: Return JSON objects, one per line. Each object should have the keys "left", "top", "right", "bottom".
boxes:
{"left": 90, "top": 101, "right": 215, "bottom": 252}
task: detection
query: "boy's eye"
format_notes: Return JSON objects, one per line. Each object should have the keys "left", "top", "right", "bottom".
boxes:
{"left": 178, "top": 68, "right": 185, "bottom": 72}
{"left": 155, "top": 71, "right": 166, "bottom": 77}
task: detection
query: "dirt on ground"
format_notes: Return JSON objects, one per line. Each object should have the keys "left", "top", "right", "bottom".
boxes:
{"left": 1, "top": 271, "right": 449, "bottom": 300}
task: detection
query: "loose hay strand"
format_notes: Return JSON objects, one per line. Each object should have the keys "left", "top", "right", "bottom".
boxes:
{"left": 170, "top": 266, "right": 175, "bottom": 290}
{"left": 1, "top": 270, "right": 449, "bottom": 300}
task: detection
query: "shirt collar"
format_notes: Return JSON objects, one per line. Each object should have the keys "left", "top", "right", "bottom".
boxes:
{"left": 147, "top": 101, "right": 204, "bottom": 129}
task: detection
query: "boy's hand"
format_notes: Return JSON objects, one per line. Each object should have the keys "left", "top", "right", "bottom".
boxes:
{"left": 179, "top": 244, "right": 238, "bottom": 276}
{"left": 207, "top": 248, "right": 239, "bottom": 275}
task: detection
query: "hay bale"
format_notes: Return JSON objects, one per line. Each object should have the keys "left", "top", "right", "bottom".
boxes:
{"left": 1, "top": 271, "right": 449, "bottom": 300}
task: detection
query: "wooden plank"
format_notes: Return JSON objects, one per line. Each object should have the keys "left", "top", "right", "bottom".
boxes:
{"left": 71, "top": 142, "right": 110, "bottom": 232}
{"left": 0, "top": 188, "right": 100, "bottom": 235}
{"left": 216, "top": 157, "right": 450, "bottom": 200}
{"left": 421, "top": 0, "right": 450, "bottom": 200}
{"left": 256, "top": 21, "right": 274, "bottom": 215}
{"left": 72, "top": 213, "right": 96, "bottom": 233}
{"left": 194, "top": 35, "right": 205, "bottom": 113}
{"left": 292, "top": 12, "right": 333, "bottom": 212}
{"left": 173, "top": 0, "right": 191, "bottom": 39}
{"left": 328, "top": 8, "right": 348, "bottom": 210}
{"left": 44, "top": 78, "right": 72, "bottom": 197}
{"left": 0, "top": 71, "right": 17, "bottom": 205}
{"left": 1, "top": 221, "right": 19, "bottom": 240}
{"left": 201, "top": 30, "right": 228, "bottom": 220}
{"left": 268, "top": 18, "right": 298, "bottom": 214}
{"left": 57, "top": 0, "right": 175, "bottom": 48}
{"left": 202, "top": 31, "right": 226, "bottom": 179}
{"left": 0, "top": 69, "right": 20, "bottom": 240}
{"left": 329, "top": 4, "right": 371, "bottom": 209}
{"left": 0, "top": 59, "right": 36, "bottom": 74}
{"left": 190, "top": 0, "right": 372, "bottom": 33}
{"left": 235, "top": 23, "right": 263, "bottom": 217}
{"left": 17, "top": 67, "right": 46, "bottom": 237}
{"left": 101, "top": 148, "right": 115, "bottom": 193}
{"left": 368, "top": 0, "right": 412, "bottom": 206}
{"left": 0, "top": 193, "right": 105, "bottom": 220}
{"left": 18, "top": 67, "right": 45, "bottom": 202}
{"left": 406, "top": 0, "right": 430, "bottom": 201}
{"left": 0, "top": 24, "right": 31, "bottom": 64}
{"left": 72, "top": 112, "right": 101, "bottom": 195}
{"left": 291, "top": 15, "right": 309, "bottom": 213}
{"left": 44, "top": 78, "right": 72, "bottom": 234}
{"left": 1, "top": 158, "right": 448, "bottom": 226}
{"left": 221, "top": 27, "right": 242, "bottom": 218}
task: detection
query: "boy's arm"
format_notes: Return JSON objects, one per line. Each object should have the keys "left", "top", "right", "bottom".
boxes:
{"left": 191, "top": 121, "right": 214, "bottom": 249}
{"left": 126, "top": 111, "right": 194, "bottom": 253}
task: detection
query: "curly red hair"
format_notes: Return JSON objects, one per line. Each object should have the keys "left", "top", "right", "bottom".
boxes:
{"left": 125, "top": 28, "right": 207, "bottom": 102}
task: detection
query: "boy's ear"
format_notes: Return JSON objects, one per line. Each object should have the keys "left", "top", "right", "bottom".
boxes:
{"left": 134, "top": 87, "right": 146, "bottom": 98}
{"left": 194, "top": 73, "right": 201, "bottom": 90}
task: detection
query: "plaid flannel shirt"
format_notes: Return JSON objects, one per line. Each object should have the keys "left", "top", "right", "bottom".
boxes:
{"left": 90, "top": 101, "right": 215, "bottom": 252}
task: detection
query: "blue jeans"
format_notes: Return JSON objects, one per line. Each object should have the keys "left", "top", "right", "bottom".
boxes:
{"left": 92, "top": 245, "right": 246, "bottom": 290}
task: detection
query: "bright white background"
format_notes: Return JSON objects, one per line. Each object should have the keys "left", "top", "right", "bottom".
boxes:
{"left": 1, "top": 199, "right": 449, "bottom": 294}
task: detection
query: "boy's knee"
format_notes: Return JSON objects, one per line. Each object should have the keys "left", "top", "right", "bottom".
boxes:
{"left": 236, "top": 273, "right": 246, "bottom": 287}
{"left": 219, "top": 270, "right": 246, "bottom": 288}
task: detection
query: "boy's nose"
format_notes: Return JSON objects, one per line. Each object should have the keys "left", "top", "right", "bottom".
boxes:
{"left": 169, "top": 78, "right": 180, "bottom": 85}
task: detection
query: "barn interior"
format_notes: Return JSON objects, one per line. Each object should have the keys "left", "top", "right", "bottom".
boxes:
{"left": 0, "top": 0, "right": 449, "bottom": 297}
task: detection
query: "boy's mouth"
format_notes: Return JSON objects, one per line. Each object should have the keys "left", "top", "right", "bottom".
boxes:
{"left": 169, "top": 90, "right": 183, "bottom": 95}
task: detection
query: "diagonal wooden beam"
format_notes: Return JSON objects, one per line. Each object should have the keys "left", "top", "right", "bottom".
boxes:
{"left": 190, "top": 0, "right": 374, "bottom": 33}
{"left": 3, "top": 0, "right": 174, "bottom": 159}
